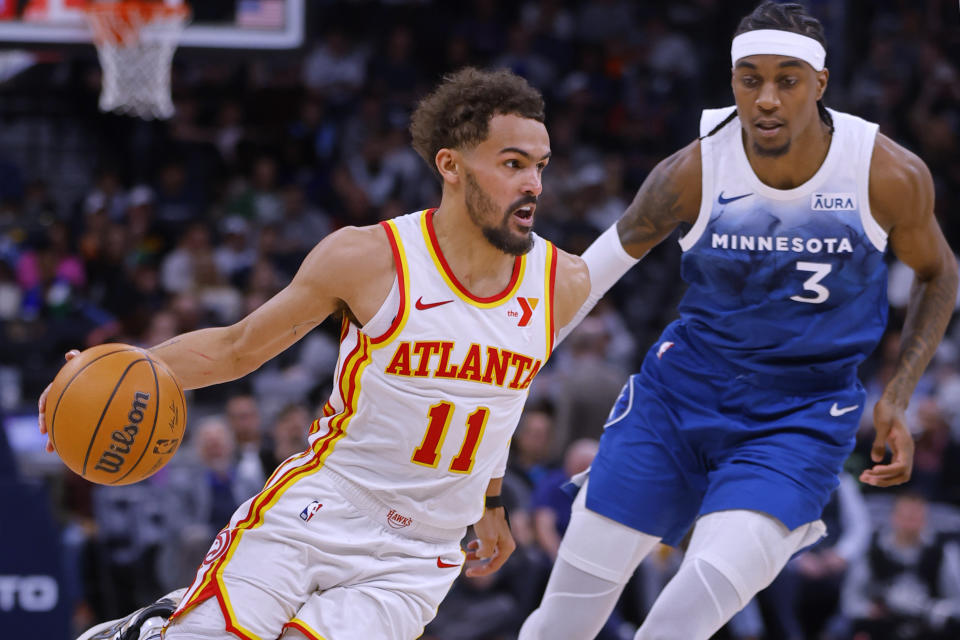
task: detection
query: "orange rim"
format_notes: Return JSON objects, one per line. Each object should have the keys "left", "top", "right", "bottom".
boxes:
{"left": 83, "top": 2, "right": 189, "bottom": 46}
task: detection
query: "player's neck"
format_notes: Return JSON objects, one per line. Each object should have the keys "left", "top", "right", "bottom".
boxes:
{"left": 743, "top": 120, "right": 833, "bottom": 190}
{"left": 430, "top": 204, "right": 519, "bottom": 298}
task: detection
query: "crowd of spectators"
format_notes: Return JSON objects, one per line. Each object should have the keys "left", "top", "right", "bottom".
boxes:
{"left": 1, "top": 1, "right": 959, "bottom": 638}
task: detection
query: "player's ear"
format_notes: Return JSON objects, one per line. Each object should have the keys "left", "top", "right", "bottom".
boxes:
{"left": 815, "top": 67, "right": 829, "bottom": 101}
{"left": 435, "top": 149, "right": 460, "bottom": 185}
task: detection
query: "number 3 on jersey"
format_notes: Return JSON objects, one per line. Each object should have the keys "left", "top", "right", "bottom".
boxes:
{"left": 790, "top": 261, "right": 832, "bottom": 304}
{"left": 412, "top": 401, "right": 489, "bottom": 474}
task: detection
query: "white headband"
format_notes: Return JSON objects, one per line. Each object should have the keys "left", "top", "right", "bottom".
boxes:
{"left": 731, "top": 29, "right": 826, "bottom": 71}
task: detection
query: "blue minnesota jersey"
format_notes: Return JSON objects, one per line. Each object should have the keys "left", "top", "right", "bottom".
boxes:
{"left": 676, "top": 106, "right": 888, "bottom": 378}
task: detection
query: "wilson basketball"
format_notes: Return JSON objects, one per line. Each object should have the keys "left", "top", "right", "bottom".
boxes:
{"left": 45, "top": 343, "right": 187, "bottom": 485}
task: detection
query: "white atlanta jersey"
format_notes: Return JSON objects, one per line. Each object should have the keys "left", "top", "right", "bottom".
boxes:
{"left": 307, "top": 208, "right": 558, "bottom": 530}
{"left": 168, "top": 209, "right": 559, "bottom": 639}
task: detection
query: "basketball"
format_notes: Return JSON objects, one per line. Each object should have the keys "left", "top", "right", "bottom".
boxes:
{"left": 45, "top": 343, "right": 187, "bottom": 485}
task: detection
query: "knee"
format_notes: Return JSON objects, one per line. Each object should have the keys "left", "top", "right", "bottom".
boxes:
{"left": 685, "top": 511, "right": 824, "bottom": 604}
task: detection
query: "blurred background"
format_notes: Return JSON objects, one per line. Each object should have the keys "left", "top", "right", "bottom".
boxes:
{"left": 0, "top": 1, "right": 959, "bottom": 639}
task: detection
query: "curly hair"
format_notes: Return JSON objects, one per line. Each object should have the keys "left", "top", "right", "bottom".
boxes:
{"left": 410, "top": 67, "right": 545, "bottom": 177}
{"left": 734, "top": 1, "right": 827, "bottom": 48}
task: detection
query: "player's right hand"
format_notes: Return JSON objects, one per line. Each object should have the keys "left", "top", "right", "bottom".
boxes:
{"left": 37, "top": 349, "right": 80, "bottom": 453}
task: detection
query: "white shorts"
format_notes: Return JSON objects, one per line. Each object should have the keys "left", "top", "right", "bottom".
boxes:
{"left": 167, "top": 464, "right": 466, "bottom": 640}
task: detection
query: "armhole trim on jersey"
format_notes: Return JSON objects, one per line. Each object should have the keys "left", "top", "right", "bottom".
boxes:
{"left": 369, "top": 219, "right": 410, "bottom": 346}
{"left": 678, "top": 138, "right": 714, "bottom": 252}
{"left": 858, "top": 123, "right": 887, "bottom": 252}
{"left": 699, "top": 106, "right": 737, "bottom": 138}
{"left": 544, "top": 241, "right": 558, "bottom": 355}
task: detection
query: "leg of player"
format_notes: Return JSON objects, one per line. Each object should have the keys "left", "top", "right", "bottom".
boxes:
{"left": 163, "top": 597, "right": 233, "bottom": 639}
{"left": 518, "top": 488, "right": 660, "bottom": 639}
{"left": 634, "top": 509, "right": 826, "bottom": 640}
{"left": 75, "top": 589, "right": 184, "bottom": 640}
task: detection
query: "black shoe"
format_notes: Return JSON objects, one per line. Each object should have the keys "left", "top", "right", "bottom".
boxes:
{"left": 76, "top": 589, "right": 185, "bottom": 640}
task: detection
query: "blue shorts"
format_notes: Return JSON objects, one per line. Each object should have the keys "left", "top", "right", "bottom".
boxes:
{"left": 586, "top": 322, "right": 864, "bottom": 547}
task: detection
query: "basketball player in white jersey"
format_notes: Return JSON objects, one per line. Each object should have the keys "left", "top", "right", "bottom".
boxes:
{"left": 521, "top": 3, "right": 957, "bottom": 640}
{"left": 40, "top": 67, "right": 589, "bottom": 640}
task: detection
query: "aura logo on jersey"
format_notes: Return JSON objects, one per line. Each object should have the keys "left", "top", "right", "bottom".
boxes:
{"left": 811, "top": 192, "right": 856, "bottom": 210}
{"left": 711, "top": 233, "right": 854, "bottom": 254}
{"left": 384, "top": 341, "right": 542, "bottom": 390}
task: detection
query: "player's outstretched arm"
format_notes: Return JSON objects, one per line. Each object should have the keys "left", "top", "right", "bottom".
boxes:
{"left": 614, "top": 139, "right": 702, "bottom": 259}
{"left": 148, "top": 225, "right": 394, "bottom": 390}
{"left": 557, "top": 140, "right": 702, "bottom": 341}
{"left": 38, "top": 225, "right": 395, "bottom": 449}
{"left": 861, "top": 135, "right": 959, "bottom": 488}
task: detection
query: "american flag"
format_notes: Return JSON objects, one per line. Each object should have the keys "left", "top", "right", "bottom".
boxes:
{"left": 237, "top": 0, "right": 285, "bottom": 29}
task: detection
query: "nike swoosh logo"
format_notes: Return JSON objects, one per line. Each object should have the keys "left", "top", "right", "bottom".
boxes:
{"left": 829, "top": 403, "right": 859, "bottom": 417}
{"left": 437, "top": 557, "right": 461, "bottom": 569}
{"left": 717, "top": 191, "right": 753, "bottom": 205}
{"left": 415, "top": 297, "right": 454, "bottom": 310}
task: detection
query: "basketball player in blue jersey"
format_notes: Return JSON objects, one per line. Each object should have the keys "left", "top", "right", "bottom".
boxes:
{"left": 519, "top": 3, "right": 958, "bottom": 639}
{"left": 39, "top": 68, "right": 590, "bottom": 640}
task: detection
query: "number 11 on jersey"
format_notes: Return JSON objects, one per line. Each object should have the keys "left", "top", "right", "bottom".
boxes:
{"left": 412, "top": 401, "right": 490, "bottom": 474}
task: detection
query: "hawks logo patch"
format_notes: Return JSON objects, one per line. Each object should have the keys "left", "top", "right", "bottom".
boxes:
{"left": 386, "top": 508, "right": 412, "bottom": 529}
{"left": 204, "top": 528, "right": 234, "bottom": 564}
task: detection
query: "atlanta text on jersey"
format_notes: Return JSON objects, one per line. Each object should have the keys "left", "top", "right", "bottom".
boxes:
{"left": 384, "top": 341, "right": 542, "bottom": 390}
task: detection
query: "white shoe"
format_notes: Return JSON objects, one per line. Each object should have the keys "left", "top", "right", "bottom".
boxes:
{"left": 76, "top": 589, "right": 186, "bottom": 640}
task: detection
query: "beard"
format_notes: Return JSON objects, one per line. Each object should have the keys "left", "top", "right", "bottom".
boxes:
{"left": 752, "top": 139, "right": 791, "bottom": 158}
{"left": 464, "top": 170, "right": 534, "bottom": 256}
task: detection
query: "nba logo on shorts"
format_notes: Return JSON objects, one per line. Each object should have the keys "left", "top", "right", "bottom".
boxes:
{"left": 299, "top": 500, "right": 323, "bottom": 522}
{"left": 386, "top": 508, "right": 412, "bottom": 529}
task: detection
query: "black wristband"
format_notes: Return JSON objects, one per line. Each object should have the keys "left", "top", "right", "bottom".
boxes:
{"left": 485, "top": 494, "right": 504, "bottom": 509}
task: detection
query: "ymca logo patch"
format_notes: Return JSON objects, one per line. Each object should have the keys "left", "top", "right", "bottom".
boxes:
{"left": 299, "top": 500, "right": 323, "bottom": 523}
{"left": 811, "top": 192, "right": 856, "bottom": 211}
{"left": 386, "top": 508, "right": 412, "bottom": 529}
{"left": 506, "top": 297, "right": 538, "bottom": 327}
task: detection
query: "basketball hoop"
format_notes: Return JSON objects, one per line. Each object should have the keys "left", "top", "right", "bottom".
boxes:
{"left": 83, "top": 1, "right": 190, "bottom": 119}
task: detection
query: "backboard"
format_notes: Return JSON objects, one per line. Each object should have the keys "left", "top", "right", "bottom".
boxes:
{"left": 0, "top": 0, "right": 305, "bottom": 49}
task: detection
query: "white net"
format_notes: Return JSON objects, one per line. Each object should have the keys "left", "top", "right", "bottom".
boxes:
{"left": 84, "top": 3, "right": 189, "bottom": 120}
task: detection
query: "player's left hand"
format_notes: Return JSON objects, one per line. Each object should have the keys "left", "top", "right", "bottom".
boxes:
{"left": 860, "top": 396, "right": 914, "bottom": 487}
{"left": 465, "top": 506, "right": 515, "bottom": 578}
{"left": 37, "top": 349, "right": 81, "bottom": 453}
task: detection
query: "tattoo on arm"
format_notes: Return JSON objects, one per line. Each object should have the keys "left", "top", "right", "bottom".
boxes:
{"left": 885, "top": 268, "right": 959, "bottom": 406}
{"left": 616, "top": 160, "right": 683, "bottom": 258}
